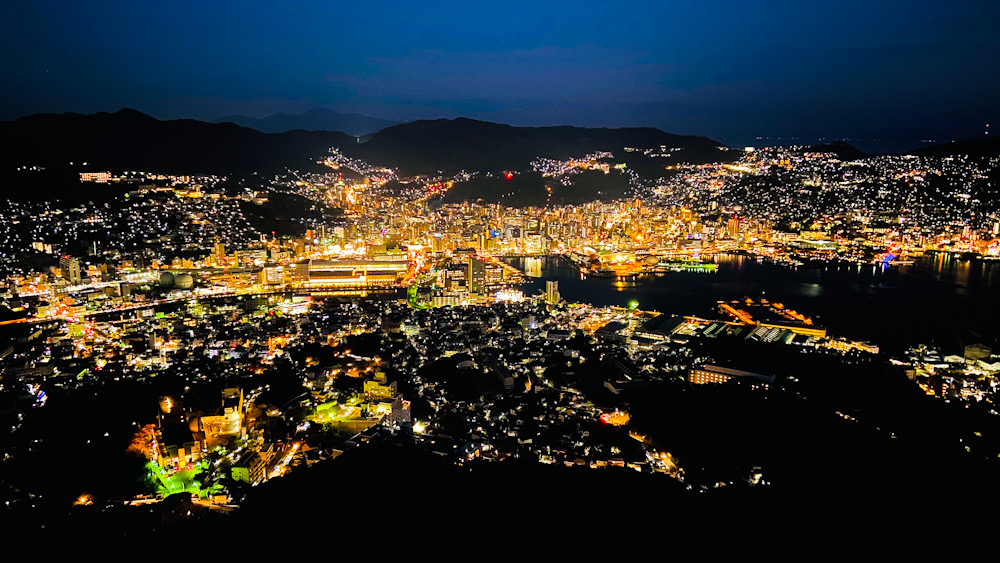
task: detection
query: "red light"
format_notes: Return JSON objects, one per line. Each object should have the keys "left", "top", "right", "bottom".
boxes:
{"left": 505, "top": 172, "right": 513, "bottom": 180}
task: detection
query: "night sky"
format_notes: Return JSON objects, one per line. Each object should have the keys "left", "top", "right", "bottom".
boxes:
{"left": 2, "top": 0, "right": 997, "bottom": 142}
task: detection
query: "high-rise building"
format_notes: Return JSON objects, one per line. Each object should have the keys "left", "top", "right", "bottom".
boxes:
{"left": 468, "top": 258, "right": 487, "bottom": 294}
{"left": 59, "top": 256, "right": 82, "bottom": 285}
{"left": 213, "top": 239, "right": 226, "bottom": 263}
{"left": 727, "top": 216, "right": 741, "bottom": 239}
{"left": 546, "top": 280, "right": 560, "bottom": 304}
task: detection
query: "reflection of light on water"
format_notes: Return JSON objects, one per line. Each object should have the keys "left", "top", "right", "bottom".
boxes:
{"left": 956, "top": 261, "right": 970, "bottom": 287}
{"left": 525, "top": 257, "right": 542, "bottom": 277}
{"left": 798, "top": 283, "right": 823, "bottom": 297}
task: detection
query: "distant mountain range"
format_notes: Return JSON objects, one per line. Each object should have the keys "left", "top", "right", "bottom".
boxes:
{"left": 356, "top": 117, "right": 727, "bottom": 175}
{"left": 803, "top": 141, "right": 868, "bottom": 161}
{"left": 0, "top": 109, "right": 355, "bottom": 177}
{"left": 0, "top": 110, "right": 730, "bottom": 178}
{"left": 213, "top": 108, "right": 398, "bottom": 136}
{"left": 2, "top": 109, "right": 998, "bottom": 201}
{"left": 801, "top": 138, "right": 1000, "bottom": 160}
{"left": 908, "top": 137, "right": 1000, "bottom": 158}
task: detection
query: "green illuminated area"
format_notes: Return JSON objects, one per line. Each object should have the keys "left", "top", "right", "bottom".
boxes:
{"left": 312, "top": 400, "right": 361, "bottom": 423}
{"left": 658, "top": 259, "right": 718, "bottom": 272}
{"left": 407, "top": 284, "right": 433, "bottom": 309}
{"left": 407, "top": 268, "right": 439, "bottom": 309}
{"left": 147, "top": 460, "right": 222, "bottom": 498}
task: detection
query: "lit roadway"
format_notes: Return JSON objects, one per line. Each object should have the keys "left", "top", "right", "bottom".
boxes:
{"left": 4, "top": 284, "right": 405, "bottom": 326}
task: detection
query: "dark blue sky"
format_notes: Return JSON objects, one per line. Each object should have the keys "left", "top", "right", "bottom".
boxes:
{"left": 2, "top": 0, "right": 997, "bottom": 142}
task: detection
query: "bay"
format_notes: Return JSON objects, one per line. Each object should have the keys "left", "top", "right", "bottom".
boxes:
{"left": 504, "top": 252, "right": 1000, "bottom": 355}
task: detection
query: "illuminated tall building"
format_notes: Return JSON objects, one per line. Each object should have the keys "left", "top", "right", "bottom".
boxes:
{"left": 546, "top": 280, "right": 560, "bottom": 304}
{"left": 468, "top": 258, "right": 487, "bottom": 294}
{"left": 59, "top": 256, "right": 82, "bottom": 285}
{"left": 213, "top": 239, "right": 226, "bottom": 262}
{"left": 727, "top": 216, "right": 741, "bottom": 239}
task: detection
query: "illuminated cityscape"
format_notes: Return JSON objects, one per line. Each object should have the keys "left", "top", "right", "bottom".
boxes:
{"left": 1, "top": 0, "right": 999, "bottom": 541}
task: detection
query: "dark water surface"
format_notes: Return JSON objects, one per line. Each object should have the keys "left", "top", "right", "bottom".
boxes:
{"left": 504, "top": 252, "right": 1000, "bottom": 355}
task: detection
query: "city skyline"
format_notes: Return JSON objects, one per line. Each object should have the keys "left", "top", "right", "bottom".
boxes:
{"left": 4, "top": 0, "right": 1000, "bottom": 538}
